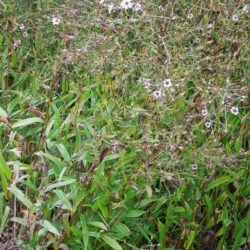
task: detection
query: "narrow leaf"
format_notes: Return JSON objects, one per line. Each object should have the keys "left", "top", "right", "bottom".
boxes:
{"left": 12, "top": 117, "right": 44, "bottom": 128}
{"left": 102, "top": 234, "right": 123, "bottom": 250}
{"left": 39, "top": 220, "right": 61, "bottom": 236}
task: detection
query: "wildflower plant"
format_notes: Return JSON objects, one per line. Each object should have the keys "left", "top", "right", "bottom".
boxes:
{"left": 0, "top": 0, "right": 249, "bottom": 249}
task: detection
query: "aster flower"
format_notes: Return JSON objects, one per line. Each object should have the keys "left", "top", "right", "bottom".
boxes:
{"left": 22, "top": 31, "right": 28, "bottom": 37}
{"left": 133, "top": 3, "right": 142, "bottom": 11}
{"left": 232, "top": 15, "right": 239, "bottom": 22}
{"left": 187, "top": 13, "right": 193, "bottom": 19}
{"left": 191, "top": 164, "right": 198, "bottom": 170}
{"left": 201, "top": 109, "right": 208, "bottom": 116}
{"left": 230, "top": 106, "right": 239, "bottom": 115}
{"left": 205, "top": 121, "right": 211, "bottom": 128}
{"left": 52, "top": 17, "right": 61, "bottom": 26}
{"left": 153, "top": 90, "right": 162, "bottom": 99}
{"left": 195, "top": 38, "right": 201, "bottom": 43}
{"left": 163, "top": 79, "right": 172, "bottom": 88}
{"left": 120, "top": 0, "right": 133, "bottom": 10}
{"left": 242, "top": 5, "right": 249, "bottom": 14}
{"left": 14, "top": 39, "right": 21, "bottom": 48}
{"left": 19, "top": 23, "right": 25, "bottom": 30}
{"left": 144, "top": 82, "right": 151, "bottom": 90}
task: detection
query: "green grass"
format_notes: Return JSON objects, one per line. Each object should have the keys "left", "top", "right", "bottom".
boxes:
{"left": 0, "top": 0, "right": 249, "bottom": 249}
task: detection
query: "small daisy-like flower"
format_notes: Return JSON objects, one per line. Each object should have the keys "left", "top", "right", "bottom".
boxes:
{"left": 187, "top": 13, "right": 193, "bottom": 19}
{"left": 232, "top": 15, "right": 239, "bottom": 22}
{"left": 133, "top": 3, "right": 142, "bottom": 11}
{"left": 163, "top": 79, "right": 172, "bottom": 88}
{"left": 19, "top": 23, "right": 25, "bottom": 30}
{"left": 22, "top": 31, "right": 28, "bottom": 37}
{"left": 201, "top": 109, "right": 208, "bottom": 116}
{"left": 14, "top": 39, "right": 21, "bottom": 48}
{"left": 158, "top": 6, "right": 166, "bottom": 11}
{"left": 195, "top": 37, "right": 201, "bottom": 43}
{"left": 120, "top": 0, "right": 133, "bottom": 10}
{"left": 100, "top": 0, "right": 105, "bottom": 4}
{"left": 16, "top": 39, "right": 21, "bottom": 45}
{"left": 230, "top": 106, "right": 239, "bottom": 115}
{"left": 242, "top": 5, "right": 249, "bottom": 14}
{"left": 52, "top": 17, "right": 61, "bottom": 26}
{"left": 144, "top": 82, "right": 151, "bottom": 90}
{"left": 153, "top": 90, "right": 162, "bottom": 99}
{"left": 191, "top": 164, "right": 198, "bottom": 170}
{"left": 205, "top": 121, "right": 211, "bottom": 128}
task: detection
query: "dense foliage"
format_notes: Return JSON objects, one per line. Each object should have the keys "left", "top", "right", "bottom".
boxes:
{"left": 0, "top": 1, "right": 249, "bottom": 249}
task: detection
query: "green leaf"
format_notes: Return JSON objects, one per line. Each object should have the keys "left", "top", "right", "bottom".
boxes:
{"left": 0, "top": 206, "right": 10, "bottom": 235}
{"left": 72, "top": 190, "right": 87, "bottom": 213}
{"left": 185, "top": 230, "right": 195, "bottom": 249}
{"left": 138, "top": 198, "right": 156, "bottom": 208}
{"left": 8, "top": 186, "right": 33, "bottom": 210}
{"left": 41, "top": 152, "right": 65, "bottom": 175}
{"left": 89, "top": 221, "right": 108, "bottom": 231}
{"left": 39, "top": 220, "right": 61, "bottom": 237}
{"left": 46, "top": 179, "right": 76, "bottom": 192}
{"left": 54, "top": 190, "right": 72, "bottom": 211}
{"left": 0, "top": 153, "right": 12, "bottom": 199}
{"left": 0, "top": 106, "right": 8, "bottom": 118}
{"left": 124, "top": 210, "right": 145, "bottom": 218}
{"left": 206, "top": 176, "right": 233, "bottom": 191}
{"left": 102, "top": 234, "right": 123, "bottom": 250}
{"left": 80, "top": 215, "right": 89, "bottom": 248}
{"left": 0, "top": 153, "right": 11, "bottom": 179}
{"left": 112, "top": 223, "right": 130, "bottom": 237}
{"left": 12, "top": 117, "right": 44, "bottom": 128}
{"left": 56, "top": 144, "right": 70, "bottom": 162}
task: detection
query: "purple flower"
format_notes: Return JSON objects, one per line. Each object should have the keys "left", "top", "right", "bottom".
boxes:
{"left": 230, "top": 106, "right": 239, "bottom": 115}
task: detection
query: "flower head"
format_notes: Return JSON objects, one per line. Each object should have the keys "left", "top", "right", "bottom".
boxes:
{"left": 52, "top": 17, "right": 61, "bottom": 26}
{"left": 133, "top": 3, "right": 142, "bottom": 11}
{"left": 205, "top": 121, "right": 211, "bottom": 128}
{"left": 22, "top": 31, "right": 28, "bottom": 37}
{"left": 14, "top": 39, "right": 21, "bottom": 48}
{"left": 201, "top": 109, "right": 208, "bottom": 116}
{"left": 195, "top": 38, "right": 201, "bottom": 44}
{"left": 242, "top": 5, "right": 249, "bottom": 14}
{"left": 153, "top": 90, "right": 162, "bottom": 99}
{"left": 191, "top": 164, "right": 198, "bottom": 170}
{"left": 120, "top": 0, "right": 133, "bottom": 10}
{"left": 187, "top": 13, "right": 193, "bottom": 19}
{"left": 163, "top": 79, "right": 172, "bottom": 88}
{"left": 19, "top": 23, "right": 25, "bottom": 30}
{"left": 232, "top": 15, "right": 239, "bottom": 22}
{"left": 230, "top": 106, "right": 239, "bottom": 115}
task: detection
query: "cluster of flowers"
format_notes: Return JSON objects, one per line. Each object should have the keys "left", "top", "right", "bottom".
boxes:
{"left": 13, "top": 23, "right": 28, "bottom": 48}
{"left": 201, "top": 106, "right": 239, "bottom": 129}
{"left": 139, "top": 77, "right": 240, "bottom": 130}
{"left": 100, "top": 0, "right": 142, "bottom": 13}
{"left": 139, "top": 77, "right": 173, "bottom": 100}
{"left": 186, "top": 4, "right": 249, "bottom": 22}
